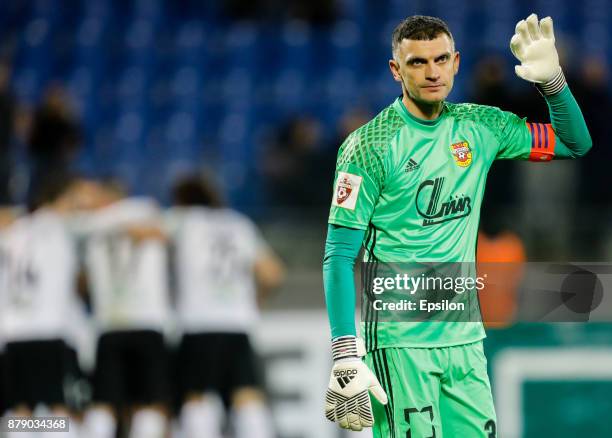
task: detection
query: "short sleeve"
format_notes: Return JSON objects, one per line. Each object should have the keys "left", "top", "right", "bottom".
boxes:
{"left": 489, "top": 108, "right": 556, "bottom": 162}
{"left": 489, "top": 108, "right": 532, "bottom": 160}
{"left": 447, "top": 104, "right": 547, "bottom": 162}
{"left": 230, "top": 212, "right": 271, "bottom": 262}
{"left": 249, "top": 220, "right": 271, "bottom": 257}
{"left": 328, "top": 132, "right": 387, "bottom": 230}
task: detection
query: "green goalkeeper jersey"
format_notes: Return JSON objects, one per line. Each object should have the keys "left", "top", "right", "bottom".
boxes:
{"left": 328, "top": 97, "right": 552, "bottom": 349}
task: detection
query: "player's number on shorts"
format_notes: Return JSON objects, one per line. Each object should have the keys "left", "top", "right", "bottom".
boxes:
{"left": 404, "top": 406, "right": 436, "bottom": 438}
{"left": 484, "top": 419, "right": 496, "bottom": 438}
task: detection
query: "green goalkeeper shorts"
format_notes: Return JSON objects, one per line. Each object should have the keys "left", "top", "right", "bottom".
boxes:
{"left": 364, "top": 341, "right": 497, "bottom": 438}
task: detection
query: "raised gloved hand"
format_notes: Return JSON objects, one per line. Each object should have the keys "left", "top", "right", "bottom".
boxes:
{"left": 510, "top": 13, "right": 566, "bottom": 95}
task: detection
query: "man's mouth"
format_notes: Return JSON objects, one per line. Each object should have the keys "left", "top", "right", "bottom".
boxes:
{"left": 423, "top": 84, "right": 444, "bottom": 89}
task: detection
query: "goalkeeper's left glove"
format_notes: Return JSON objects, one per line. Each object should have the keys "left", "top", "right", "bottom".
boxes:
{"left": 510, "top": 13, "right": 567, "bottom": 95}
{"left": 324, "top": 336, "right": 388, "bottom": 431}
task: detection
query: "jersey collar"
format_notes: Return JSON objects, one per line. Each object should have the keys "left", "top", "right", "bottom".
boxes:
{"left": 393, "top": 96, "right": 446, "bottom": 127}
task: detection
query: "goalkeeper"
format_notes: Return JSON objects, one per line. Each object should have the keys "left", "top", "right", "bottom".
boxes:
{"left": 323, "top": 14, "right": 591, "bottom": 437}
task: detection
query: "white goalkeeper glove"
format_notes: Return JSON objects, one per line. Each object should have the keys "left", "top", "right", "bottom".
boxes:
{"left": 325, "top": 336, "right": 388, "bottom": 431}
{"left": 510, "top": 13, "right": 567, "bottom": 95}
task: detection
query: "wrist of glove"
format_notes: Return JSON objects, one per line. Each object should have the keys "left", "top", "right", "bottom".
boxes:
{"left": 537, "top": 67, "right": 566, "bottom": 96}
{"left": 325, "top": 336, "right": 388, "bottom": 431}
{"left": 510, "top": 13, "right": 567, "bottom": 95}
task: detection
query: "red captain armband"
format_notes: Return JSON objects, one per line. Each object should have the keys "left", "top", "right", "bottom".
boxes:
{"left": 527, "top": 122, "right": 556, "bottom": 162}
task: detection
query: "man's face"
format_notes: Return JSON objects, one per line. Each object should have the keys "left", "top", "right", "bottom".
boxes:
{"left": 389, "top": 34, "right": 460, "bottom": 104}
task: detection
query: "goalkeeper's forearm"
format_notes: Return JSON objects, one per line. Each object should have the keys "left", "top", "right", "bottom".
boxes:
{"left": 540, "top": 78, "right": 592, "bottom": 158}
{"left": 323, "top": 224, "right": 365, "bottom": 339}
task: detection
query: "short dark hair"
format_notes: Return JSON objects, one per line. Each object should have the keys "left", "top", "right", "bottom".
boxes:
{"left": 392, "top": 15, "right": 454, "bottom": 58}
{"left": 172, "top": 174, "right": 223, "bottom": 208}
{"left": 28, "top": 172, "right": 76, "bottom": 212}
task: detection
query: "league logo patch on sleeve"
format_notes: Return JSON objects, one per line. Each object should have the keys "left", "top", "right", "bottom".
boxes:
{"left": 332, "top": 172, "right": 362, "bottom": 210}
{"left": 450, "top": 141, "right": 472, "bottom": 167}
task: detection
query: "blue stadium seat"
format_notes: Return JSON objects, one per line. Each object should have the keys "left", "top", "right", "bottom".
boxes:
{"left": 2, "top": 0, "right": 604, "bottom": 207}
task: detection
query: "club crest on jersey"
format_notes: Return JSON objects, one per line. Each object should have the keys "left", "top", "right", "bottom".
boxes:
{"left": 450, "top": 141, "right": 472, "bottom": 167}
{"left": 333, "top": 172, "right": 362, "bottom": 210}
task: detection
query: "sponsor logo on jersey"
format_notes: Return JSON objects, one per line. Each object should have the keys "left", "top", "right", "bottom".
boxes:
{"left": 450, "top": 141, "right": 472, "bottom": 167}
{"left": 332, "top": 172, "right": 362, "bottom": 210}
{"left": 405, "top": 158, "right": 420, "bottom": 172}
{"left": 415, "top": 177, "right": 472, "bottom": 226}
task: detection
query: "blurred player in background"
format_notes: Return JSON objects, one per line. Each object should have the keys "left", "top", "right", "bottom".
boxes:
{"left": 0, "top": 174, "right": 83, "bottom": 438}
{"left": 0, "top": 205, "right": 21, "bottom": 419}
{"left": 74, "top": 179, "right": 171, "bottom": 438}
{"left": 166, "top": 175, "right": 285, "bottom": 438}
{"left": 323, "top": 14, "right": 591, "bottom": 437}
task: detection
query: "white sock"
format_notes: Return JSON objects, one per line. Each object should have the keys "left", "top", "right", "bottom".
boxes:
{"left": 129, "top": 408, "right": 167, "bottom": 438}
{"left": 180, "top": 398, "right": 223, "bottom": 438}
{"left": 82, "top": 407, "right": 117, "bottom": 438}
{"left": 232, "top": 401, "right": 275, "bottom": 438}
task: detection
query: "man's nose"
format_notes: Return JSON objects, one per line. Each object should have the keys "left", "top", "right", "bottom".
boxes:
{"left": 425, "top": 62, "right": 440, "bottom": 80}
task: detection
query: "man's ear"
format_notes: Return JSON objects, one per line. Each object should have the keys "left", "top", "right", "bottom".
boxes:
{"left": 389, "top": 59, "right": 402, "bottom": 82}
{"left": 453, "top": 51, "right": 461, "bottom": 75}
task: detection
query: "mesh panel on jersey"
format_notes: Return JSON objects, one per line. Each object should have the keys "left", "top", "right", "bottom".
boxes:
{"left": 337, "top": 106, "right": 405, "bottom": 187}
{"left": 444, "top": 102, "right": 518, "bottom": 144}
